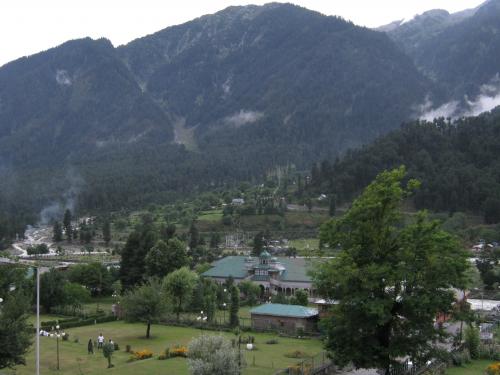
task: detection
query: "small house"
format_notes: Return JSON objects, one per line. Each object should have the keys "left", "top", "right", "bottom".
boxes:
{"left": 250, "top": 303, "right": 318, "bottom": 333}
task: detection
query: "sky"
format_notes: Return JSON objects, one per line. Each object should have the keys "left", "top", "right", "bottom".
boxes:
{"left": 0, "top": 0, "right": 486, "bottom": 67}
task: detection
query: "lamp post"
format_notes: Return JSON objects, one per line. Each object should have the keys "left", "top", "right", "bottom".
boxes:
{"left": 55, "top": 324, "right": 60, "bottom": 370}
{"left": 222, "top": 303, "right": 226, "bottom": 324}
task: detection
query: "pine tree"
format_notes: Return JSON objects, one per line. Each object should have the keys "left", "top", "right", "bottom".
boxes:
{"left": 102, "top": 219, "right": 111, "bottom": 245}
{"left": 63, "top": 209, "right": 72, "bottom": 242}
{"left": 52, "top": 221, "right": 62, "bottom": 242}
{"left": 229, "top": 285, "right": 240, "bottom": 327}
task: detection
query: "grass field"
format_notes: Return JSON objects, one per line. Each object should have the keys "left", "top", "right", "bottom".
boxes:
{"left": 197, "top": 210, "right": 223, "bottom": 222}
{"left": 289, "top": 238, "right": 320, "bottom": 251}
{"left": 9, "top": 321, "right": 323, "bottom": 375}
{"left": 445, "top": 360, "right": 495, "bottom": 374}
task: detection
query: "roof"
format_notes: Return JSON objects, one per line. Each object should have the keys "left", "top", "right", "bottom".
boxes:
{"left": 201, "top": 256, "right": 248, "bottom": 279}
{"left": 250, "top": 304, "right": 318, "bottom": 318}
{"left": 202, "top": 256, "right": 313, "bottom": 282}
{"left": 260, "top": 250, "right": 272, "bottom": 259}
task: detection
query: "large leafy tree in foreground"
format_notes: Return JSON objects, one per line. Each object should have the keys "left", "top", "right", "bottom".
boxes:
{"left": 313, "top": 167, "right": 468, "bottom": 374}
{"left": 121, "top": 278, "right": 167, "bottom": 339}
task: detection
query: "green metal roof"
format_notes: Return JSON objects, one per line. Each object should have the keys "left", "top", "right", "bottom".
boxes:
{"left": 250, "top": 304, "right": 318, "bottom": 318}
{"left": 260, "top": 250, "right": 272, "bottom": 259}
{"left": 202, "top": 256, "right": 313, "bottom": 282}
{"left": 201, "top": 256, "right": 248, "bottom": 279}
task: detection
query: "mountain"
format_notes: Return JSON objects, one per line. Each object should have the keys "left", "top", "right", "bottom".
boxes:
{"left": 118, "top": 3, "right": 430, "bottom": 158}
{"left": 0, "top": 38, "right": 173, "bottom": 168}
{"left": 0, "top": 3, "right": 449, "bottom": 217}
{"left": 381, "top": 0, "right": 500, "bottom": 98}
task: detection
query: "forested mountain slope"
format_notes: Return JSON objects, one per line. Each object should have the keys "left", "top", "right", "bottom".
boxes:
{"left": 309, "top": 109, "right": 500, "bottom": 222}
{"left": 0, "top": 3, "right": 433, "bottom": 217}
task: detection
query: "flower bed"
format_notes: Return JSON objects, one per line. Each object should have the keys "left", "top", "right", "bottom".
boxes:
{"left": 128, "top": 349, "right": 153, "bottom": 362}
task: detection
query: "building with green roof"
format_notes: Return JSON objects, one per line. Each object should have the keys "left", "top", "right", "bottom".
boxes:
{"left": 202, "top": 251, "right": 317, "bottom": 298}
{"left": 250, "top": 303, "right": 319, "bottom": 333}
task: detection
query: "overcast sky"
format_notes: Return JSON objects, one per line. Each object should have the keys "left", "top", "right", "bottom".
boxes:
{"left": 0, "top": 0, "right": 486, "bottom": 67}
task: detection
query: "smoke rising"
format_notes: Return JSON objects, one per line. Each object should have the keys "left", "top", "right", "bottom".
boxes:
{"left": 419, "top": 74, "right": 500, "bottom": 121}
{"left": 39, "top": 168, "right": 84, "bottom": 224}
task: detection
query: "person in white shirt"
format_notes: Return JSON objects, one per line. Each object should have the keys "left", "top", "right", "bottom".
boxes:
{"left": 97, "top": 333, "right": 104, "bottom": 349}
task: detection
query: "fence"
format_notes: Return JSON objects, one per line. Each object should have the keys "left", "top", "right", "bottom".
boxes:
{"left": 274, "top": 352, "right": 334, "bottom": 375}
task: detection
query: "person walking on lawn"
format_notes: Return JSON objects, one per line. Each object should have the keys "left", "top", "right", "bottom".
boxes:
{"left": 97, "top": 333, "right": 105, "bottom": 349}
{"left": 88, "top": 339, "right": 94, "bottom": 354}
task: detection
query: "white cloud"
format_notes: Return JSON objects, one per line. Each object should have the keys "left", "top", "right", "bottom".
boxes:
{"left": 55, "top": 70, "right": 71, "bottom": 86}
{"left": 224, "top": 110, "right": 264, "bottom": 127}
{"left": 419, "top": 74, "right": 500, "bottom": 120}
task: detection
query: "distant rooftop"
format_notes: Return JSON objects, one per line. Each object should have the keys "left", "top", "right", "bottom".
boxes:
{"left": 250, "top": 303, "right": 318, "bottom": 318}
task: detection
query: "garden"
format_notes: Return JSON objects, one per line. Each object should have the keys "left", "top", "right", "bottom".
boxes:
{"left": 7, "top": 321, "right": 324, "bottom": 375}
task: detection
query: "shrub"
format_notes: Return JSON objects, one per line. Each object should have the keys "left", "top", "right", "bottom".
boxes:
{"left": 464, "top": 326, "right": 480, "bottom": 359}
{"left": 487, "top": 362, "right": 500, "bottom": 375}
{"left": 188, "top": 335, "right": 241, "bottom": 374}
{"left": 266, "top": 339, "right": 278, "bottom": 344}
{"left": 170, "top": 345, "right": 188, "bottom": 358}
{"left": 284, "top": 350, "right": 310, "bottom": 359}
{"left": 129, "top": 349, "right": 154, "bottom": 361}
{"left": 450, "top": 350, "right": 470, "bottom": 366}
{"left": 158, "top": 348, "right": 170, "bottom": 360}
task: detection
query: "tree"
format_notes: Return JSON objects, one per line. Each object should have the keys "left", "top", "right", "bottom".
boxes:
{"left": 229, "top": 285, "right": 240, "bottom": 327}
{"left": 53, "top": 221, "right": 63, "bottom": 242}
{"left": 290, "top": 289, "right": 308, "bottom": 306}
{"left": 121, "top": 278, "right": 167, "bottom": 338}
{"left": 329, "top": 196, "right": 336, "bottom": 217}
{"left": 252, "top": 232, "right": 264, "bottom": 256}
{"left": 120, "top": 219, "right": 158, "bottom": 289}
{"left": 63, "top": 209, "right": 72, "bottom": 242}
{"left": 102, "top": 219, "right": 111, "bottom": 246}
{"left": 0, "top": 291, "right": 32, "bottom": 369}
{"left": 102, "top": 342, "right": 114, "bottom": 368}
{"left": 189, "top": 221, "right": 199, "bottom": 251}
{"left": 238, "top": 280, "right": 260, "bottom": 306}
{"left": 40, "top": 268, "right": 66, "bottom": 313}
{"left": 63, "top": 282, "right": 91, "bottom": 314}
{"left": 209, "top": 232, "right": 221, "bottom": 249}
{"left": 313, "top": 167, "right": 468, "bottom": 374}
{"left": 484, "top": 198, "right": 500, "bottom": 224}
{"left": 145, "top": 239, "right": 187, "bottom": 278}
{"left": 67, "top": 263, "right": 114, "bottom": 296}
{"left": 164, "top": 267, "right": 198, "bottom": 321}
{"left": 464, "top": 325, "right": 480, "bottom": 359}
{"left": 27, "top": 243, "right": 49, "bottom": 255}
{"left": 187, "top": 335, "right": 241, "bottom": 375}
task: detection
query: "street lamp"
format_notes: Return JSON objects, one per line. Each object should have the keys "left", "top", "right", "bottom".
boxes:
{"left": 55, "top": 324, "right": 60, "bottom": 370}
{"left": 222, "top": 303, "right": 227, "bottom": 324}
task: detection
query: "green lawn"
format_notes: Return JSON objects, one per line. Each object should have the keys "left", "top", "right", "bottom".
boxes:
{"left": 9, "top": 321, "right": 323, "bottom": 375}
{"left": 289, "top": 238, "right": 319, "bottom": 251}
{"left": 197, "top": 210, "right": 223, "bottom": 222}
{"left": 445, "top": 360, "right": 495, "bottom": 374}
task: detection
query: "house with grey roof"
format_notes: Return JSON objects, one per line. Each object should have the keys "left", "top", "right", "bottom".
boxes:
{"left": 202, "top": 251, "right": 317, "bottom": 298}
